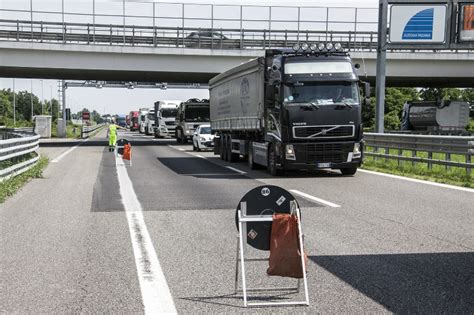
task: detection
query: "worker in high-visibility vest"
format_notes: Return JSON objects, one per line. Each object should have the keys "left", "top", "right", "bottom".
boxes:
{"left": 107, "top": 120, "right": 119, "bottom": 152}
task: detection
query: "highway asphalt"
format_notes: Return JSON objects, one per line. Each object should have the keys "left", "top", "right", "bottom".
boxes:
{"left": 1, "top": 129, "right": 473, "bottom": 313}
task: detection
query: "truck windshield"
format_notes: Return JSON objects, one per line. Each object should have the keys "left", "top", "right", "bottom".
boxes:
{"left": 185, "top": 106, "right": 210, "bottom": 122}
{"left": 283, "top": 82, "right": 360, "bottom": 105}
{"left": 161, "top": 108, "right": 178, "bottom": 118}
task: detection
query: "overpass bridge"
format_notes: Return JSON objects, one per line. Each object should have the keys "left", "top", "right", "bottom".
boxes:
{"left": 0, "top": 6, "right": 473, "bottom": 87}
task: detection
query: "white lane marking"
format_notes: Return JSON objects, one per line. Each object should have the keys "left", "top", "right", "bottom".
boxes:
{"left": 115, "top": 155, "right": 177, "bottom": 315}
{"left": 290, "top": 190, "right": 341, "bottom": 208}
{"left": 177, "top": 148, "right": 185, "bottom": 151}
{"left": 359, "top": 169, "right": 474, "bottom": 193}
{"left": 225, "top": 166, "right": 247, "bottom": 175}
{"left": 194, "top": 154, "right": 205, "bottom": 159}
{"left": 51, "top": 139, "right": 89, "bottom": 163}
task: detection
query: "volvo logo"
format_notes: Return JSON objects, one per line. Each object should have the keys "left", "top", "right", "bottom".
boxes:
{"left": 321, "top": 129, "right": 328, "bottom": 135}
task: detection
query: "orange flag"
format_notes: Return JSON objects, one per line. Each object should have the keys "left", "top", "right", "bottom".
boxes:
{"left": 123, "top": 143, "right": 131, "bottom": 161}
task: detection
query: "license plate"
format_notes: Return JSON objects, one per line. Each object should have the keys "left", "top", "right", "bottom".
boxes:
{"left": 317, "top": 163, "right": 331, "bottom": 168}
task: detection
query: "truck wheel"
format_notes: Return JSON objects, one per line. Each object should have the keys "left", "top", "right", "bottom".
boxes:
{"left": 219, "top": 137, "right": 225, "bottom": 160}
{"left": 224, "top": 135, "right": 230, "bottom": 161}
{"left": 176, "top": 130, "right": 182, "bottom": 144}
{"left": 268, "top": 145, "right": 283, "bottom": 176}
{"left": 248, "top": 143, "right": 258, "bottom": 170}
{"left": 228, "top": 137, "right": 238, "bottom": 162}
{"left": 340, "top": 167, "right": 357, "bottom": 176}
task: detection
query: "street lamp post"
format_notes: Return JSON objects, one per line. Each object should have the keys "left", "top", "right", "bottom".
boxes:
{"left": 30, "top": 79, "right": 33, "bottom": 121}
{"left": 41, "top": 79, "right": 44, "bottom": 115}
{"left": 13, "top": 78, "right": 16, "bottom": 126}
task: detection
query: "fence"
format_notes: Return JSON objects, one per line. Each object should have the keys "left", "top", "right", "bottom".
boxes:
{"left": 364, "top": 133, "right": 474, "bottom": 174}
{"left": 0, "top": 129, "right": 40, "bottom": 182}
{"left": 0, "top": 19, "right": 378, "bottom": 51}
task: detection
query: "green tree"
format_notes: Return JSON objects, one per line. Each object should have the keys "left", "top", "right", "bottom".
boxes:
{"left": 363, "top": 87, "right": 419, "bottom": 131}
{"left": 419, "top": 88, "right": 463, "bottom": 102}
{"left": 461, "top": 88, "right": 474, "bottom": 104}
{"left": 0, "top": 90, "right": 13, "bottom": 125}
{"left": 14, "top": 90, "right": 42, "bottom": 121}
{"left": 43, "top": 99, "right": 60, "bottom": 121}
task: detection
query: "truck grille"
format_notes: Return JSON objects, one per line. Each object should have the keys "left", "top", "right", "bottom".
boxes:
{"left": 293, "top": 125, "right": 354, "bottom": 139}
{"left": 165, "top": 121, "right": 175, "bottom": 126}
{"left": 297, "top": 143, "right": 353, "bottom": 163}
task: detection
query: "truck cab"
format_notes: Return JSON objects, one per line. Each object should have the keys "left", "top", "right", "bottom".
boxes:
{"left": 175, "top": 99, "right": 210, "bottom": 144}
{"left": 139, "top": 109, "right": 148, "bottom": 134}
{"left": 154, "top": 100, "right": 180, "bottom": 138}
{"left": 145, "top": 108, "right": 155, "bottom": 135}
{"left": 209, "top": 44, "right": 370, "bottom": 176}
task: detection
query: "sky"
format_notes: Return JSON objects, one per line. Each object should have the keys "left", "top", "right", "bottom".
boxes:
{"left": 0, "top": 0, "right": 378, "bottom": 115}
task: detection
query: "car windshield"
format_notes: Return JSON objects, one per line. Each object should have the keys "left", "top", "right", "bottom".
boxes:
{"left": 161, "top": 108, "right": 177, "bottom": 118}
{"left": 200, "top": 127, "right": 211, "bottom": 134}
{"left": 283, "top": 82, "right": 360, "bottom": 105}
{"left": 185, "top": 106, "right": 210, "bottom": 122}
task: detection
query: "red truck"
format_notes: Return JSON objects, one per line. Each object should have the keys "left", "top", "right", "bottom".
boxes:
{"left": 129, "top": 111, "right": 139, "bottom": 131}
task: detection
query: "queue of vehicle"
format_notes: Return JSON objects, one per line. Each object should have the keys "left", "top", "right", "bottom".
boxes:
{"left": 123, "top": 43, "right": 372, "bottom": 177}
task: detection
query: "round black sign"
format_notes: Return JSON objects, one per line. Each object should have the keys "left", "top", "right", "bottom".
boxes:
{"left": 235, "top": 185, "right": 299, "bottom": 251}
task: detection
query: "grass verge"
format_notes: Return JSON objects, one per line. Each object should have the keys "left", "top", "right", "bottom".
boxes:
{"left": 0, "top": 156, "right": 49, "bottom": 203}
{"left": 361, "top": 153, "right": 473, "bottom": 188}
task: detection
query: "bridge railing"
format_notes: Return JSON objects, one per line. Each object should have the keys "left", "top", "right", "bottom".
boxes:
{"left": 364, "top": 133, "right": 474, "bottom": 174}
{"left": 0, "top": 19, "right": 379, "bottom": 51}
{"left": 0, "top": 129, "right": 41, "bottom": 182}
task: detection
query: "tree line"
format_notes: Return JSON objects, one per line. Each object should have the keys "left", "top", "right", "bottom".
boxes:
{"left": 1, "top": 87, "right": 472, "bottom": 130}
{"left": 0, "top": 89, "right": 103, "bottom": 126}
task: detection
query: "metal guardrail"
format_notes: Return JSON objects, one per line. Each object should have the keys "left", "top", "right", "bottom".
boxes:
{"left": 0, "top": 19, "right": 378, "bottom": 51}
{"left": 0, "top": 129, "right": 40, "bottom": 182}
{"left": 81, "top": 124, "right": 104, "bottom": 138}
{"left": 364, "top": 133, "right": 474, "bottom": 173}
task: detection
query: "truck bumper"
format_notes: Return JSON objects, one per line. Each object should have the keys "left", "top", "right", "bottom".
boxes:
{"left": 282, "top": 141, "right": 362, "bottom": 170}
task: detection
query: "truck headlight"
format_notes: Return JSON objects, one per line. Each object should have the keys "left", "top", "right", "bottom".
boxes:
{"left": 353, "top": 143, "right": 361, "bottom": 158}
{"left": 186, "top": 130, "right": 191, "bottom": 134}
{"left": 286, "top": 144, "right": 296, "bottom": 160}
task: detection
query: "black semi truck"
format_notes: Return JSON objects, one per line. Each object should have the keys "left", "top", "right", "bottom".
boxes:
{"left": 209, "top": 44, "right": 370, "bottom": 175}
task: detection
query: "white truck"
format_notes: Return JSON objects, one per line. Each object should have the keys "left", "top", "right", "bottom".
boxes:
{"left": 145, "top": 107, "right": 156, "bottom": 135}
{"left": 154, "top": 100, "right": 181, "bottom": 138}
{"left": 138, "top": 108, "right": 148, "bottom": 134}
{"left": 175, "top": 98, "right": 210, "bottom": 144}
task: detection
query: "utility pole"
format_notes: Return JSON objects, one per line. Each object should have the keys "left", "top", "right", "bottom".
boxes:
{"left": 375, "top": 0, "right": 388, "bottom": 133}
{"left": 41, "top": 79, "right": 44, "bottom": 115}
{"left": 13, "top": 79, "right": 16, "bottom": 126}
{"left": 30, "top": 79, "right": 34, "bottom": 121}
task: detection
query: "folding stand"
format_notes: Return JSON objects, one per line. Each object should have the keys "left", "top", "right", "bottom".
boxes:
{"left": 235, "top": 200, "right": 309, "bottom": 307}
{"left": 115, "top": 140, "right": 132, "bottom": 166}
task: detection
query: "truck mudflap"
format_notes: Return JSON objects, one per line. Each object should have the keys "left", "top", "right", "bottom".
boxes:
{"left": 283, "top": 141, "right": 362, "bottom": 170}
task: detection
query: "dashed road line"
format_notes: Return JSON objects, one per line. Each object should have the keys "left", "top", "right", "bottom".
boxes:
{"left": 358, "top": 169, "right": 474, "bottom": 193}
{"left": 51, "top": 139, "right": 89, "bottom": 163}
{"left": 115, "top": 155, "right": 177, "bottom": 315}
{"left": 225, "top": 166, "right": 247, "bottom": 175}
{"left": 290, "top": 190, "right": 341, "bottom": 208}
